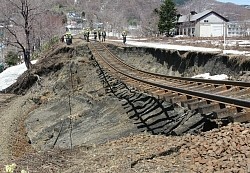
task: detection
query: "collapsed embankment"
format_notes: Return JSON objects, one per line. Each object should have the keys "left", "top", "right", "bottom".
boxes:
{"left": 107, "top": 44, "right": 250, "bottom": 81}
{"left": 2, "top": 41, "right": 250, "bottom": 160}
{"left": 1, "top": 41, "right": 250, "bottom": 173}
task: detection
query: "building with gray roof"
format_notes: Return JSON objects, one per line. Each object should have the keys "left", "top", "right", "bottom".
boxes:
{"left": 176, "top": 10, "right": 229, "bottom": 37}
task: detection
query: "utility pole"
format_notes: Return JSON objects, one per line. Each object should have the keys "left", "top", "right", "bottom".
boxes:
{"left": 223, "top": 21, "right": 226, "bottom": 50}
{"left": 0, "top": 25, "right": 4, "bottom": 63}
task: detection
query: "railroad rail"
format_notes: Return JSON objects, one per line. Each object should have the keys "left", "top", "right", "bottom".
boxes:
{"left": 88, "top": 41, "right": 250, "bottom": 123}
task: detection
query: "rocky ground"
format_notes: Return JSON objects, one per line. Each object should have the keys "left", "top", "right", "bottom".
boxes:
{"left": 0, "top": 38, "right": 250, "bottom": 172}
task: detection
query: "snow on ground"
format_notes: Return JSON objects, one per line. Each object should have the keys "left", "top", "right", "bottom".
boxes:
{"left": 125, "top": 40, "right": 222, "bottom": 53}
{"left": 112, "top": 37, "right": 250, "bottom": 56}
{"left": 192, "top": 73, "right": 229, "bottom": 80}
{"left": 0, "top": 60, "right": 37, "bottom": 91}
{"left": 223, "top": 50, "right": 250, "bottom": 55}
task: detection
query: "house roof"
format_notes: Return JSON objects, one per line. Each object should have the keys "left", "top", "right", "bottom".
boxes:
{"left": 177, "top": 10, "right": 229, "bottom": 23}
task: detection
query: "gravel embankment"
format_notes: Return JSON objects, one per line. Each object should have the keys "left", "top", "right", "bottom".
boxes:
{"left": 4, "top": 123, "right": 249, "bottom": 173}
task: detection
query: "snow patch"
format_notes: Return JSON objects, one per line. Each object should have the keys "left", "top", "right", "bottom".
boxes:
{"left": 0, "top": 60, "right": 37, "bottom": 91}
{"left": 192, "top": 73, "right": 228, "bottom": 80}
{"left": 223, "top": 50, "right": 250, "bottom": 56}
{"left": 110, "top": 40, "right": 222, "bottom": 53}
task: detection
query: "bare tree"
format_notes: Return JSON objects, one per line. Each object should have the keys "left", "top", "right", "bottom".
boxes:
{"left": 77, "top": 0, "right": 161, "bottom": 37}
{"left": 2, "top": 0, "right": 51, "bottom": 69}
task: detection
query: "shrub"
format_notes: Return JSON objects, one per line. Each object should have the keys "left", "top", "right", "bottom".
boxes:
{"left": 5, "top": 51, "right": 20, "bottom": 66}
{"left": 41, "top": 36, "right": 60, "bottom": 52}
{"left": 0, "top": 63, "right": 4, "bottom": 72}
{"left": 29, "top": 36, "right": 60, "bottom": 61}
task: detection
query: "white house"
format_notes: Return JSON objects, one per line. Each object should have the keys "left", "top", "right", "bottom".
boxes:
{"left": 176, "top": 10, "right": 229, "bottom": 37}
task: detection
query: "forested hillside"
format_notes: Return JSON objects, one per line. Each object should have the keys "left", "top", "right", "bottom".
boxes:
{"left": 51, "top": 0, "right": 249, "bottom": 35}
{"left": 1, "top": 0, "right": 249, "bottom": 49}
{"left": 2, "top": 0, "right": 246, "bottom": 37}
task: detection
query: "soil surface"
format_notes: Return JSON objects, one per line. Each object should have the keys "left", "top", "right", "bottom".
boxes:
{"left": 0, "top": 38, "right": 250, "bottom": 172}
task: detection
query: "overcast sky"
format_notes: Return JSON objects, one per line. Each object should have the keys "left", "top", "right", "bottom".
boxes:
{"left": 217, "top": 0, "right": 250, "bottom": 5}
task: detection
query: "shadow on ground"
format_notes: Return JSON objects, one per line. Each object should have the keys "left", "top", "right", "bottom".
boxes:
{"left": 93, "top": 57, "right": 218, "bottom": 136}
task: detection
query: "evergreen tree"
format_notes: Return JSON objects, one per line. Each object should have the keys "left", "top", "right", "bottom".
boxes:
{"left": 158, "top": 0, "right": 177, "bottom": 36}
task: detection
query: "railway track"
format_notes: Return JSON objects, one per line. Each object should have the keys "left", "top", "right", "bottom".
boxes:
{"left": 88, "top": 41, "right": 250, "bottom": 123}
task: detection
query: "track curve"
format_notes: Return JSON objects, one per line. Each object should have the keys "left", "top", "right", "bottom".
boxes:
{"left": 88, "top": 41, "right": 250, "bottom": 123}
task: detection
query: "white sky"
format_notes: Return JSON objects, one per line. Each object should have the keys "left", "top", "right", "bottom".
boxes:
{"left": 217, "top": 0, "right": 250, "bottom": 5}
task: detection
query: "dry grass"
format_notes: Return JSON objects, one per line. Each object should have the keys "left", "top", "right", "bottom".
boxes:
{"left": 228, "top": 55, "right": 250, "bottom": 65}
{"left": 10, "top": 104, "right": 39, "bottom": 159}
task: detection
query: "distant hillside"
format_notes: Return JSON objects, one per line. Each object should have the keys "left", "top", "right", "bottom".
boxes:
{"left": 178, "top": 0, "right": 250, "bottom": 21}
{"left": 241, "top": 5, "right": 250, "bottom": 9}
{"left": 48, "top": 0, "right": 249, "bottom": 36}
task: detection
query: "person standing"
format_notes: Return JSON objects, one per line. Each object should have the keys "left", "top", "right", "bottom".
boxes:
{"left": 122, "top": 30, "right": 127, "bottom": 44}
{"left": 102, "top": 30, "right": 106, "bottom": 42}
{"left": 86, "top": 29, "right": 90, "bottom": 42}
{"left": 64, "top": 32, "right": 73, "bottom": 45}
{"left": 93, "top": 29, "right": 97, "bottom": 41}
{"left": 98, "top": 29, "right": 102, "bottom": 41}
{"left": 83, "top": 29, "right": 87, "bottom": 40}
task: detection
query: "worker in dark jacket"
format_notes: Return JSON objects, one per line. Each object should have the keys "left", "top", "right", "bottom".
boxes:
{"left": 102, "top": 30, "right": 106, "bottom": 42}
{"left": 86, "top": 28, "right": 90, "bottom": 42}
{"left": 93, "top": 29, "right": 97, "bottom": 41}
{"left": 122, "top": 30, "right": 127, "bottom": 44}
{"left": 83, "top": 29, "right": 87, "bottom": 40}
{"left": 98, "top": 29, "right": 102, "bottom": 41}
{"left": 64, "top": 32, "right": 73, "bottom": 45}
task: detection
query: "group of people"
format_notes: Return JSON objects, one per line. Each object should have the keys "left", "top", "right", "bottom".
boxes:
{"left": 62, "top": 29, "right": 128, "bottom": 45}
{"left": 83, "top": 29, "right": 126, "bottom": 43}
{"left": 91, "top": 29, "right": 107, "bottom": 42}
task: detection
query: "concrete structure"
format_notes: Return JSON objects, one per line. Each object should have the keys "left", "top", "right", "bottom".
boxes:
{"left": 176, "top": 10, "right": 229, "bottom": 37}
{"left": 227, "top": 21, "right": 250, "bottom": 37}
